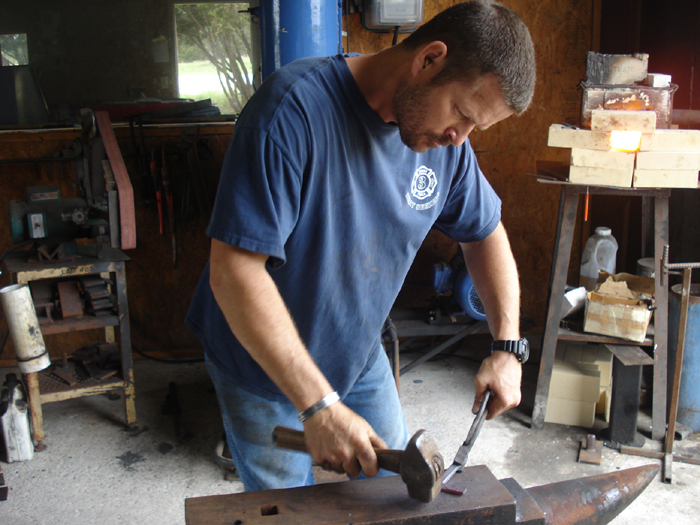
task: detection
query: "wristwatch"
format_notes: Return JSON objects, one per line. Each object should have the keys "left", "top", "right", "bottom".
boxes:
{"left": 491, "top": 338, "right": 529, "bottom": 363}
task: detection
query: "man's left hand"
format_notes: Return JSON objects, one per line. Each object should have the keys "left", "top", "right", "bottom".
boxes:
{"left": 473, "top": 350, "right": 522, "bottom": 419}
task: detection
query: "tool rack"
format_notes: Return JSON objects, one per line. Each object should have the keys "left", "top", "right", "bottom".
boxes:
{"left": 2, "top": 245, "right": 136, "bottom": 448}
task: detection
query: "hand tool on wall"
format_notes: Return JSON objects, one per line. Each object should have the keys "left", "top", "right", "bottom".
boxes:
{"left": 150, "top": 149, "right": 164, "bottom": 236}
{"left": 441, "top": 388, "right": 491, "bottom": 495}
{"left": 161, "top": 148, "right": 177, "bottom": 267}
{"left": 272, "top": 426, "right": 444, "bottom": 502}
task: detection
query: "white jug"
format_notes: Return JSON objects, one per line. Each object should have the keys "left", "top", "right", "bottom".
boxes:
{"left": 579, "top": 227, "right": 618, "bottom": 291}
{"left": 1, "top": 373, "right": 34, "bottom": 462}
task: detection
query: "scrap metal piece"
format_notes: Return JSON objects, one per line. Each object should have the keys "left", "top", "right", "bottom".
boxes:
{"left": 586, "top": 51, "right": 649, "bottom": 85}
{"left": 578, "top": 434, "right": 602, "bottom": 465}
{"left": 57, "top": 280, "right": 83, "bottom": 319}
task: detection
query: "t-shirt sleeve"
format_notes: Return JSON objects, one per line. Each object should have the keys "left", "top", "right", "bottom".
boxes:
{"left": 432, "top": 146, "right": 501, "bottom": 243}
{"left": 205, "top": 126, "right": 302, "bottom": 266}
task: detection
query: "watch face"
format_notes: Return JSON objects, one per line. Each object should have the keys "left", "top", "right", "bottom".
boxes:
{"left": 519, "top": 338, "right": 529, "bottom": 363}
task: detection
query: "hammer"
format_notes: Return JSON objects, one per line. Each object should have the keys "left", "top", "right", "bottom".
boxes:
{"left": 272, "top": 426, "right": 445, "bottom": 502}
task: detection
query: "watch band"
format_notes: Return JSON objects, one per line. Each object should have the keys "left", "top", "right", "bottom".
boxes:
{"left": 491, "top": 338, "right": 529, "bottom": 363}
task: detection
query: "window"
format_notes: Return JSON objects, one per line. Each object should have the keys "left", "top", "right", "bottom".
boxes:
{"left": 175, "top": 2, "right": 259, "bottom": 114}
{"left": 0, "top": 34, "right": 29, "bottom": 66}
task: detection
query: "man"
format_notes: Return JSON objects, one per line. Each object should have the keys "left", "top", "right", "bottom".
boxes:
{"left": 186, "top": 0, "right": 536, "bottom": 492}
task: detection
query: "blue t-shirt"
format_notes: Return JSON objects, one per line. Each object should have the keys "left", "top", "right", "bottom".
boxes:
{"left": 186, "top": 54, "right": 501, "bottom": 400}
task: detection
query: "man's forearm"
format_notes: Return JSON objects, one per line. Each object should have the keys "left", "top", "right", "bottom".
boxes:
{"left": 209, "top": 239, "right": 334, "bottom": 412}
{"left": 460, "top": 222, "right": 520, "bottom": 340}
{"left": 208, "top": 239, "right": 386, "bottom": 476}
{"left": 461, "top": 222, "right": 523, "bottom": 418}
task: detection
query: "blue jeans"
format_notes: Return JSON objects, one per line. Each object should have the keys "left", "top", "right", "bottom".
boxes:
{"left": 205, "top": 350, "right": 408, "bottom": 492}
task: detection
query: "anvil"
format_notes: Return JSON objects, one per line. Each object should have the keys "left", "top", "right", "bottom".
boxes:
{"left": 185, "top": 463, "right": 658, "bottom": 525}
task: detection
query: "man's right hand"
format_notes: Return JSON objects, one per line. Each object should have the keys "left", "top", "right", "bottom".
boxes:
{"left": 302, "top": 401, "right": 387, "bottom": 478}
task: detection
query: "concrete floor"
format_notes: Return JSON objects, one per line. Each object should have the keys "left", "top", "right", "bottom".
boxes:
{"left": 1, "top": 345, "right": 699, "bottom": 525}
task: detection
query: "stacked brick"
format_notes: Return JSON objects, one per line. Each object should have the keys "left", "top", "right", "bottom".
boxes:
{"left": 548, "top": 109, "right": 700, "bottom": 189}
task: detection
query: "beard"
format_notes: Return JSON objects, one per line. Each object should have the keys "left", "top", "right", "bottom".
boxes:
{"left": 392, "top": 81, "right": 450, "bottom": 152}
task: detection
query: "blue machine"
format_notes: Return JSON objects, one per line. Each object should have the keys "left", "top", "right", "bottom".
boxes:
{"left": 433, "top": 257, "right": 487, "bottom": 322}
{"left": 259, "top": 0, "right": 343, "bottom": 79}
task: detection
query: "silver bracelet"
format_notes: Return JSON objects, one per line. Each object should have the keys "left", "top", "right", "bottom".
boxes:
{"left": 297, "top": 391, "right": 340, "bottom": 422}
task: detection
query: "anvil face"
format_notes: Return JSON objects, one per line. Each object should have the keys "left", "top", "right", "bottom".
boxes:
{"left": 185, "top": 465, "right": 527, "bottom": 525}
{"left": 184, "top": 463, "right": 658, "bottom": 525}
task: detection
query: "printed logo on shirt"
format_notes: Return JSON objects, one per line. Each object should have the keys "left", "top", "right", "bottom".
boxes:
{"left": 406, "top": 166, "right": 439, "bottom": 211}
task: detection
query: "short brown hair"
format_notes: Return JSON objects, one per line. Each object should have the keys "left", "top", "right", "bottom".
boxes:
{"left": 402, "top": 0, "right": 536, "bottom": 114}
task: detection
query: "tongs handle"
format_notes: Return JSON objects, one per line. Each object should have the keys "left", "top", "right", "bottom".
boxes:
{"left": 442, "top": 389, "right": 492, "bottom": 485}
{"left": 463, "top": 389, "right": 491, "bottom": 451}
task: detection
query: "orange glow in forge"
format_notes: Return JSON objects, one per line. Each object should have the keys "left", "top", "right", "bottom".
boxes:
{"left": 610, "top": 130, "right": 642, "bottom": 152}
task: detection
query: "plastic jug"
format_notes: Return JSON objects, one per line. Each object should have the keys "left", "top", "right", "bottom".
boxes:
{"left": 579, "top": 227, "right": 618, "bottom": 291}
{"left": 1, "top": 373, "right": 34, "bottom": 462}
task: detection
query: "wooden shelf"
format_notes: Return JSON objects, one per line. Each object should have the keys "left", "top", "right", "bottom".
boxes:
{"left": 557, "top": 326, "right": 654, "bottom": 347}
{"left": 1, "top": 247, "right": 137, "bottom": 444}
{"left": 39, "top": 314, "right": 119, "bottom": 335}
{"left": 37, "top": 366, "right": 125, "bottom": 404}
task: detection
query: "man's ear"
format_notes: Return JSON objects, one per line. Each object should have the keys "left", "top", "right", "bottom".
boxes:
{"left": 411, "top": 41, "right": 448, "bottom": 78}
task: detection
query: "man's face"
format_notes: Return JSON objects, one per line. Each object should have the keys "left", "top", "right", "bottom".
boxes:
{"left": 392, "top": 73, "right": 514, "bottom": 153}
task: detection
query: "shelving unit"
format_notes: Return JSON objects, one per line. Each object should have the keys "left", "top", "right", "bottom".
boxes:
{"left": 531, "top": 181, "right": 671, "bottom": 441}
{"left": 2, "top": 245, "right": 136, "bottom": 447}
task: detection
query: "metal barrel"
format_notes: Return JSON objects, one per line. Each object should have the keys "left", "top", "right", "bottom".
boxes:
{"left": 669, "top": 283, "right": 700, "bottom": 431}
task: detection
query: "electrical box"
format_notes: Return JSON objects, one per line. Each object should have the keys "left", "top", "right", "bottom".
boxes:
{"left": 362, "top": 0, "right": 424, "bottom": 33}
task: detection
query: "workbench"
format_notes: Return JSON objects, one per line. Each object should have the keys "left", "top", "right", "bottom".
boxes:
{"left": 531, "top": 181, "right": 671, "bottom": 440}
{"left": 385, "top": 306, "right": 488, "bottom": 390}
{"left": 2, "top": 245, "right": 136, "bottom": 447}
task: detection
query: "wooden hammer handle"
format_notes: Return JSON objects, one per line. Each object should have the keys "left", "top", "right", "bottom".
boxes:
{"left": 272, "top": 426, "right": 403, "bottom": 473}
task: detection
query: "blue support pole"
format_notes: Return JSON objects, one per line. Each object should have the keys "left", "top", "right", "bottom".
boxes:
{"left": 259, "top": 0, "right": 342, "bottom": 80}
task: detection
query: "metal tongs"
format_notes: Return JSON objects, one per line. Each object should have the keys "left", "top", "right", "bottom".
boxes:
{"left": 441, "top": 389, "right": 491, "bottom": 494}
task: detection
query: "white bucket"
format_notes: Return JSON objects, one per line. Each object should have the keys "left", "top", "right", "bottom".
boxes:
{"left": 0, "top": 284, "right": 51, "bottom": 374}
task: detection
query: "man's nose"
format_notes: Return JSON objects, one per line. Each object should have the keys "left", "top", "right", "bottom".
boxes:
{"left": 446, "top": 123, "right": 476, "bottom": 147}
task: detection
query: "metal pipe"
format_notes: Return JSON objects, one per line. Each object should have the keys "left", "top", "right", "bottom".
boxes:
{"left": 259, "top": 0, "right": 342, "bottom": 79}
{"left": 0, "top": 284, "right": 51, "bottom": 373}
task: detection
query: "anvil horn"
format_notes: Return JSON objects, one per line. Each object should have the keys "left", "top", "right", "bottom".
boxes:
{"left": 526, "top": 463, "right": 659, "bottom": 525}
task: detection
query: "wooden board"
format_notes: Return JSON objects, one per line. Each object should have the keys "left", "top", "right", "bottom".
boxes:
{"left": 94, "top": 111, "right": 136, "bottom": 250}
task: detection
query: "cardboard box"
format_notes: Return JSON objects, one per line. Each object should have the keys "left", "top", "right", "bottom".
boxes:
{"left": 596, "top": 387, "right": 612, "bottom": 422}
{"left": 545, "top": 353, "right": 601, "bottom": 428}
{"left": 583, "top": 272, "right": 655, "bottom": 343}
{"left": 558, "top": 342, "right": 613, "bottom": 422}
{"left": 545, "top": 397, "right": 597, "bottom": 428}
{"left": 549, "top": 360, "right": 601, "bottom": 402}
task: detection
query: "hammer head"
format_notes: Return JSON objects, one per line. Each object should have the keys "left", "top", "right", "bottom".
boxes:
{"left": 400, "top": 429, "right": 445, "bottom": 502}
